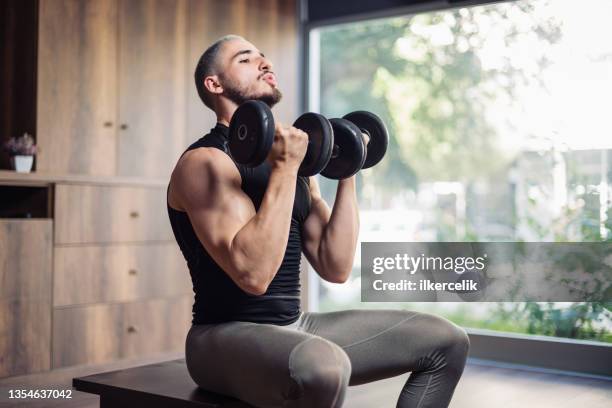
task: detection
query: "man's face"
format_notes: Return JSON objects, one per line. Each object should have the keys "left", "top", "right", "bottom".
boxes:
{"left": 216, "top": 39, "right": 282, "bottom": 107}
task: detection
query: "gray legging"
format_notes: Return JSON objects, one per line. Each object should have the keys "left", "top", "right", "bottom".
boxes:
{"left": 185, "top": 309, "right": 470, "bottom": 408}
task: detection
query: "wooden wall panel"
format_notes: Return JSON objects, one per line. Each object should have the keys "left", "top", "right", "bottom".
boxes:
{"left": 187, "top": 0, "right": 299, "bottom": 144}
{"left": 117, "top": 0, "right": 189, "bottom": 180}
{"left": 0, "top": 220, "right": 52, "bottom": 378}
{"left": 36, "top": 0, "right": 118, "bottom": 176}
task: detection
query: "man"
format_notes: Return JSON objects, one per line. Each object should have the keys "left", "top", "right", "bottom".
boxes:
{"left": 167, "top": 34, "right": 469, "bottom": 408}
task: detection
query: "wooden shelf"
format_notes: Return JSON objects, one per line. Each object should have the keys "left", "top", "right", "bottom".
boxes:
{"left": 0, "top": 185, "right": 52, "bottom": 218}
{"left": 0, "top": 170, "right": 168, "bottom": 188}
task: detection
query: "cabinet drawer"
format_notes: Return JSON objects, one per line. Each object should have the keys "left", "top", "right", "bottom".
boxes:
{"left": 54, "top": 243, "right": 192, "bottom": 306}
{"left": 54, "top": 184, "right": 173, "bottom": 244}
{"left": 52, "top": 296, "right": 192, "bottom": 368}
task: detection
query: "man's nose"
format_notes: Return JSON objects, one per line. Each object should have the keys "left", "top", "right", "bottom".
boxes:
{"left": 260, "top": 56, "right": 273, "bottom": 72}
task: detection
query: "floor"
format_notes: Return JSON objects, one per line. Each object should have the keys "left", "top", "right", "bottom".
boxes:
{"left": 1, "top": 360, "right": 610, "bottom": 407}
{"left": 345, "top": 361, "right": 612, "bottom": 408}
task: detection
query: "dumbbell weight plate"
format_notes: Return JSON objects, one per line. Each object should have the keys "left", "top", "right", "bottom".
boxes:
{"left": 294, "top": 113, "right": 334, "bottom": 177}
{"left": 342, "top": 111, "right": 389, "bottom": 169}
{"left": 320, "top": 118, "right": 366, "bottom": 180}
{"left": 228, "top": 100, "right": 275, "bottom": 167}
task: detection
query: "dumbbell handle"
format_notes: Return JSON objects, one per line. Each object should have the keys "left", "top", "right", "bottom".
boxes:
{"left": 329, "top": 129, "right": 368, "bottom": 160}
{"left": 331, "top": 144, "right": 340, "bottom": 159}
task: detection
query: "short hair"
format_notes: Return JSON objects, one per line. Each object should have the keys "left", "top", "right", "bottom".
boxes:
{"left": 194, "top": 34, "right": 244, "bottom": 110}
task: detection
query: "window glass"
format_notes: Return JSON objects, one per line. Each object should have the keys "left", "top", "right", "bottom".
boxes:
{"left": 311, "top": 0, "right": 612, "bottom": 343}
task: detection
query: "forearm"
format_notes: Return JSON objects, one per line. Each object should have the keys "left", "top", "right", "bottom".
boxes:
{"left": 318, "top": 176, "right": 360, "bottom": 281}
{"left": 230, "top": 165, "right": 297, "bottom": 293}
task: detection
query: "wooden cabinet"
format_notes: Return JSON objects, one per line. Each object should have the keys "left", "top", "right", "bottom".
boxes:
{"left": 36, "top": 0, "right": 298, "bottom": 179}
{"left": 49, "top": 179, "right": 192, "bottom": 371}
{"left": 0, "top": 179, "right": 194, "bottom": 378}
{"left": 0, "top": 220, "right": 53, "bottom": 378}
{"left": 36, "top": 0, "right": 188, "bottom": 179}
{"left": 37, "top": 0, "right": 119, "bottom": 176}
{"left": 117, "top": 0, "right": 188, "bottom": 179}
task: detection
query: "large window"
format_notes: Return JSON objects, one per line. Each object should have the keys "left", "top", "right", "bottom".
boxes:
{"left": 309, "top": 0, "right": 612, "bottom": 343}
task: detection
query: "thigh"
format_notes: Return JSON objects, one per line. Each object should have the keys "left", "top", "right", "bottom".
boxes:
{"left": 186, "top": 321, "right": 312, "bottom": 407}
{"left": 299, "top": 309, "right": 461, "bottom": 385}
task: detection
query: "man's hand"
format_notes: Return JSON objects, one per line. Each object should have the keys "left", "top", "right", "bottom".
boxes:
{"left": 361, "top": 131, "right": 370, "bottom": 147}
{"left": 266, "top": 122, "right": 308, "bottom": 170}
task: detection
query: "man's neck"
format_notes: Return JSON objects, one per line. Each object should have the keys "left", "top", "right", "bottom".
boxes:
{"left": 217, "top": 118, "right": 230, "bottom": 126}
{"left": 215, "top": 99, "right": 238, "bottom": 126}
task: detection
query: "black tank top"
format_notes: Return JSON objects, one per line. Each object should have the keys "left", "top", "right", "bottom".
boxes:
{"left": 167, "top": 123, "right": 311, "bottom": 326}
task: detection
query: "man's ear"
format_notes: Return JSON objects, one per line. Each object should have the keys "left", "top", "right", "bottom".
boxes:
{"left": 203, "top": 75, "right": 223, "bottom": 95}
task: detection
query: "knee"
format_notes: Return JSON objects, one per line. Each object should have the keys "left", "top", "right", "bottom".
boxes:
{"left": 422, "top": 313, "right": 470, "bottom": 359}
{"left": 442, "top": 323, "right": 470, "bottom": 379}
{"left": 288, "top": 337, "right": 351, "bottom": 407}
{"left": 447, "top": 324, "right": 470, "bottom": 364}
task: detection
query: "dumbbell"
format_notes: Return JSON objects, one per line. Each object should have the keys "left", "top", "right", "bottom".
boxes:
{"left": 228, "top": 100, "right": 333, "bottom": 177}
{"left": 320, "top": 111, "right": 389, "bottom": 179}
{"left": 228, "top": 100, "right": 389, "bottom": 179}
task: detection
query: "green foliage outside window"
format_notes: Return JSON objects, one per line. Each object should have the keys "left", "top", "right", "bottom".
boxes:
{"left": 314, "top": 0, "right": 612, "bottom": 343}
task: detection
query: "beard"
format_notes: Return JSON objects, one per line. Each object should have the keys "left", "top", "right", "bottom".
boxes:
{"left": 220, "top": 75, "right": 283, "bottom": 108}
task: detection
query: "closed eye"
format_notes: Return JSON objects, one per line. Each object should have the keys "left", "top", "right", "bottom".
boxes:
{"left": 239, "top": 58, "right": 249, "bottom": 63}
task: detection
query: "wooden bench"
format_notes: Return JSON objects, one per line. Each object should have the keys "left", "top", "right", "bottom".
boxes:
{"left": 73, "top": 359, "right": 253, "bottom": 407}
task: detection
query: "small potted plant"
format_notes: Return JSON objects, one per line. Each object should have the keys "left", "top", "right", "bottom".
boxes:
{"left": 3, "top": 133, "right": 37, "bottom": 173}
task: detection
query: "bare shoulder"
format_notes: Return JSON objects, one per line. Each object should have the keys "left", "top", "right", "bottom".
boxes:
{"left": 168, "top": 147, "right": 241, "bottom": 211}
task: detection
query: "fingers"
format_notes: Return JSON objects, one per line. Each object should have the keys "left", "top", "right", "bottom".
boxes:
{"left": 362, "top": 132, "right": 370, "bottom": 146}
